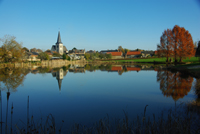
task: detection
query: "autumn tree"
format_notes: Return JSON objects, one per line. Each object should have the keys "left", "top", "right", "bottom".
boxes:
{"left": 22, "top": 47, "right": 29, "bottom": 52}
{"left": 158, "top": 29, "right": 173, "bottom": 62}
{"left": 0, "top": 35, "right": 23, "bottom": 62}
{"left": 172, "top": 25, "right": 195, "bottom": 62}
{"left": 158, "top": 25, "right": 195, "bottom": 63}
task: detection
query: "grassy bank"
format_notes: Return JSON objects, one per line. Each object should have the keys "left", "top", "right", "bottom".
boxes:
{"left": 100, "top": 57, "right": 200, "bottom": 64}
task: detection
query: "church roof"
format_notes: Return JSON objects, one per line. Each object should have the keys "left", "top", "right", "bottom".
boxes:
{"left": 56, "top": 31, "right": 62, "bottom": 44}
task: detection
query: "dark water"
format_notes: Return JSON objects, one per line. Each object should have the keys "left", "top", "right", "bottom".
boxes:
{"left": 0, "top": 64, "right": 197, "bottom": 132}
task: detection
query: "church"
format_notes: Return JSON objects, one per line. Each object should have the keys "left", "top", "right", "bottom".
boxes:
{"left": 51, "top": 31, "right": 67, "bottom": 55}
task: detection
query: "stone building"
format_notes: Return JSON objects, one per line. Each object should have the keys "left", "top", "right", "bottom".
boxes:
{"left": 51, "top": 31, "right": 64, "bottom": 55}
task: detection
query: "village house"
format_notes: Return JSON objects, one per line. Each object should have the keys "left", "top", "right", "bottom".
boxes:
{"left": 26, "top": 52, "right": 40, "bottom": 61}
{"left": 86, "top": 50, "right": 96, "bottom": 54}
{"left": 100, "top": 50, "right": 118, "bottom": 54}
{"left": 68, "top": 48, "right": 85, "bottom": 60}
{"left": 107, "top": 52, "right": 123, "bottom": 59}
{"left": 141, "top": 51, "right": 155, "bottom": 58}
{"left": 126, "top": 51, "right": 141, "bottom": 58}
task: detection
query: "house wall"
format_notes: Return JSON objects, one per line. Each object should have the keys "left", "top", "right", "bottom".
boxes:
{"left": 127, "top": 55, "right": 137, "bottom": 58}
{"left": 112, "top": 56, "right": 123, "bottom": 59}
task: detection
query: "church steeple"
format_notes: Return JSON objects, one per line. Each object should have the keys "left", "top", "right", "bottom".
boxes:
{"left": 56, "top": 31, "right": 62, "bottom": 44}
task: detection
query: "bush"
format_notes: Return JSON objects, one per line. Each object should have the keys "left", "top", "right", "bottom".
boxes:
{"left": 84, "top": 53, "right": 90, "bottom": 60}
{"left": 105, "top": 53, "right": 112, "bottom": 59}
{"left": 38, "top": 52, "right": 49, "bottom": 60}
{"left": 53, "top": 52, "right": 60, "bottom": 57}
{"left": 62, "top": 54, "right": 66, "bottom": 60}
{"left": 67, "top": 56, "right": 71, "bottom": 61}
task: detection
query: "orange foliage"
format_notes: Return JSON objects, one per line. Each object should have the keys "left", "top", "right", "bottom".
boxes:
{"left": 158, "top": 29, "right": 173, "bottom": 61}
{"left": 158, "top": 25, "right": 195, "bottom": 62}
{"left": 157, "top": 71, "right": 193, "bottom": 101}
{"left": 172, "top": 25, "right": 195, "bottom": 61}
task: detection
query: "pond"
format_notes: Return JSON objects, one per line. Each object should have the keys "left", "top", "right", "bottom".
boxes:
{"left": 0, "top": 64, "right": 198, "bottom": 133}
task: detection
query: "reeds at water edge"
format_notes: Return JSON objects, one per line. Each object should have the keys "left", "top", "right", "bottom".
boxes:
{"left": 2, "top": 96, "right": 200, "bottom": 134}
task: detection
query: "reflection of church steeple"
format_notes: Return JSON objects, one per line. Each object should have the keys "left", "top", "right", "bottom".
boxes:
{"left": 51, "top": 68, "right": 68, "bottom": 91}
{"left": 56, "top": 68, "right": 63, "bottom": 91}
{"left": 57, "top": 78, "right": 62, "bottom": 91}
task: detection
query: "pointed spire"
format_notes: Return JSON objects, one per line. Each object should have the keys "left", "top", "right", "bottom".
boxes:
{"left": 57, "top": 78, "right": 62, "bottom": 91}
{"left": 57, "top": 31, "right": 62, "bottom": 44}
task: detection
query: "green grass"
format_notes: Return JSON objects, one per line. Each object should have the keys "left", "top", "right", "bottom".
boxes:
{"left": 101, "top": 57, "right": 200, "bottom": 63}
{"left": 182, "top": 57, "right": 199, "bottom": 62}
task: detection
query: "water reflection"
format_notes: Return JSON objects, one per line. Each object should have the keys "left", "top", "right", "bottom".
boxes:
{"left": 52, "top": 68, "right": 68, "bottom": 91}
{"left": 0, "top": 67, "right": 28, "bottom": 133}
{"left": 157, "top": 70, "right": 194, "bottom": 101}
{"left": 69, "top": 64, "right": 85, "bottom": 73}
{"left": 0, "top": 65, "right": 198, "bottom": 133}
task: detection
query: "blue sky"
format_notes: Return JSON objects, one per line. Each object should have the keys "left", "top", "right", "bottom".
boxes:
{"left": 0, "top": 0, "right": 200, "bottom": 51}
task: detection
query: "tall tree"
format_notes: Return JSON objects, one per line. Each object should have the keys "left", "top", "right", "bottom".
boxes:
{"left": 158, "top": 25, "right": 195, "bottom": 63}
{"left": 118, "top": 46, "right": 125, "bottom": 53}
{"left": 172, "top": 25, "right": 195, "bottom": 62}
{"left": 0, "top": 35, "right": 23, "bottom": 62}
{"left": 159, "top": 29, "right": 173, "bottom": 62}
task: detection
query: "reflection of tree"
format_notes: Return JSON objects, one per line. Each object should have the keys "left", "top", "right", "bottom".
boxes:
{"left": 157, "top": 70, "right": 193, "bottom": 101}
{"left": 84, "top": 64, "right": 112, "bottom": 72}
{"left": 0, "top": 67, "right": 27, "bottom": 133}
{"left": 0, "top": 67, "right": 27, "bottom": 92}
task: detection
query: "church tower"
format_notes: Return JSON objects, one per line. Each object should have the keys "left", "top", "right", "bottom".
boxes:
{"left": 56, "top": 31, "right": 63, "bottom": 55}
{"left": 56, "top": 68, "right": 64, "bottom": 91}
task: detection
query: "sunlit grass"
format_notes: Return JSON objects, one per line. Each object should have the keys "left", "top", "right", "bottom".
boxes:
{"left": 101, "top": 57, "right": 200, "bottom": 63}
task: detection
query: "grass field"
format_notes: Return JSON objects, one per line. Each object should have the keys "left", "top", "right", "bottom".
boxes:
{"left": 102, "top": 57, "right": 200, "bottom": 63}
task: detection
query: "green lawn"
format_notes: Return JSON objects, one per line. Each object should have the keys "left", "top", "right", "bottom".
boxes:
{"left": 103, "top": 57, "right": 199, "bottom": 63}
{"left": 182, "top": 57, "right": 199, "bottom": 62}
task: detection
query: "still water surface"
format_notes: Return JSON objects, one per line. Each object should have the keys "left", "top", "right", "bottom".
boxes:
{"left": 0, "top": 64, "right": 196, "bottom": 131}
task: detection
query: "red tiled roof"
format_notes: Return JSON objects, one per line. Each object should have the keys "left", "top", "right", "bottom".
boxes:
{"left": 45, "top": 52, "right": 53, "bottom": 55}
{"left": 127, "top": 51, "right": 141, "bottom": 55}
{"left": 31, "top": 55, "right": 38, "bottom": 57}
{"left": 107, "top": 52, "right": 122, "bottom": 56}
{"left": 111, "top": 66, "right": 123, "bottom": 71}
{"left": 126, "top": 67, "right": 141, "bottom": 71}
{"left": 52, "top": 51, "right": 58, "bottom": 54}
